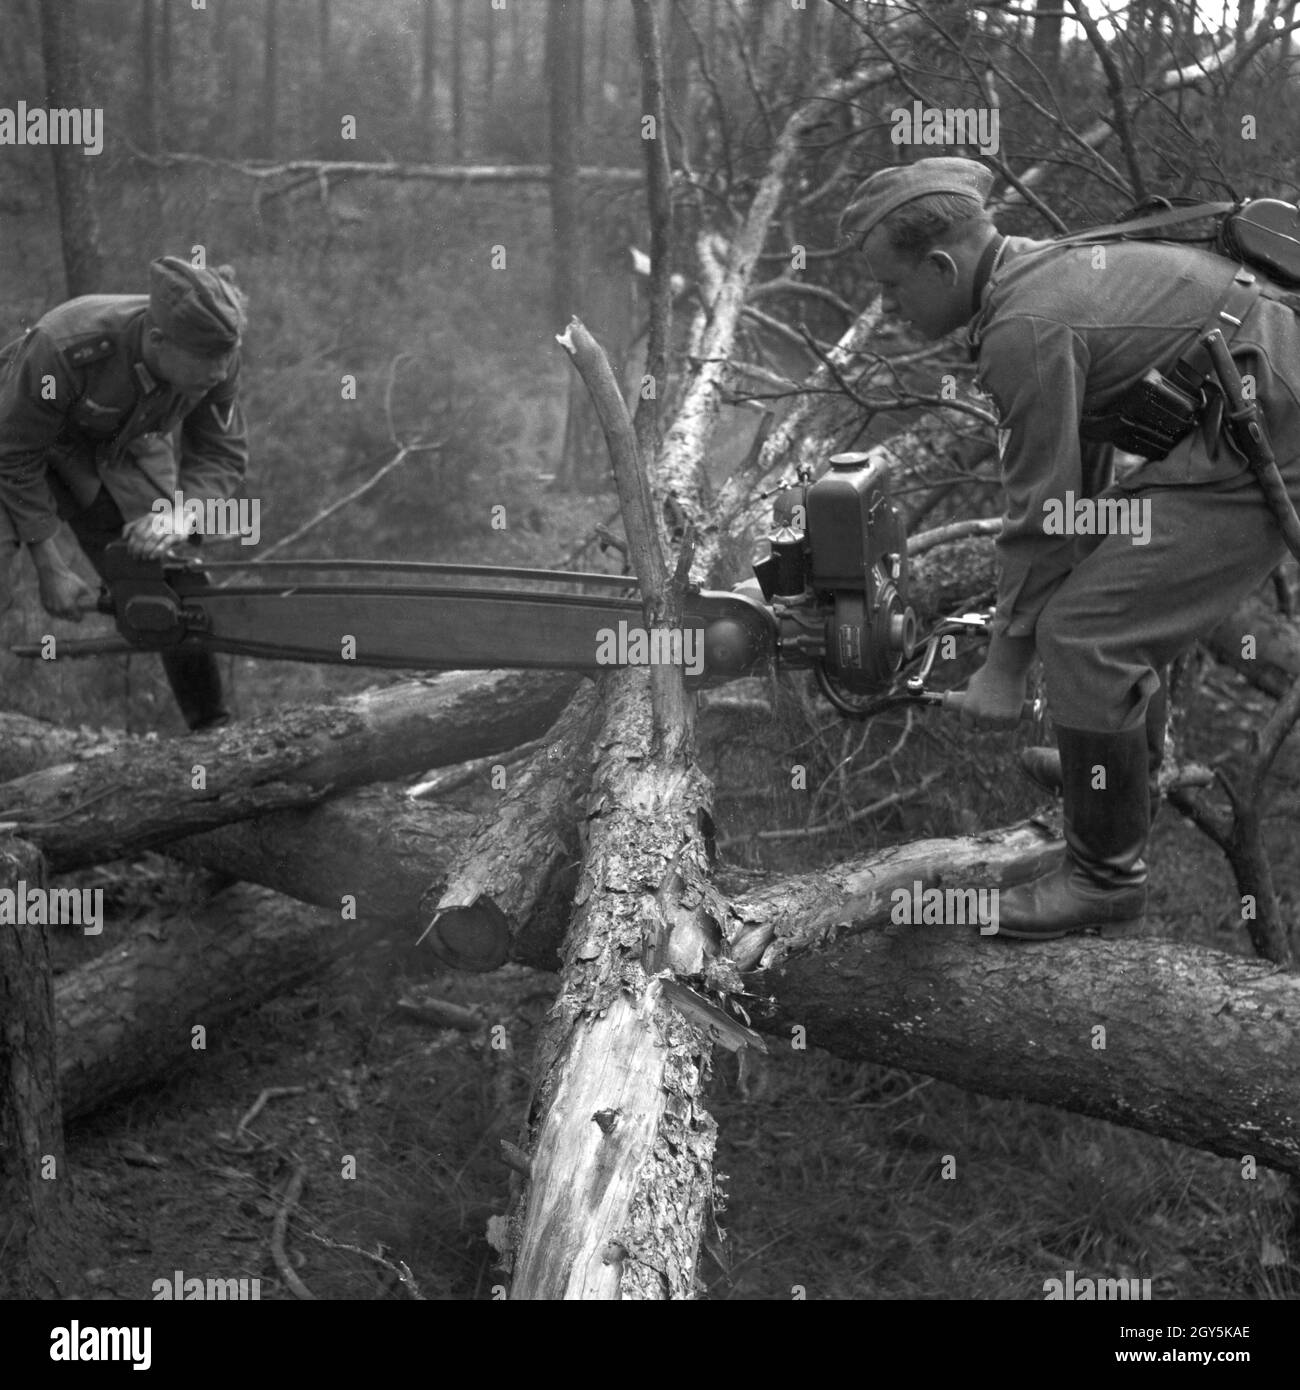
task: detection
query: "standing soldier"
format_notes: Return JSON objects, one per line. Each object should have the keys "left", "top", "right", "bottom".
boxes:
{"left": 0, "top": 257, "right": 249, "bottom": 731}
{"left": 839, "top": 157, "right": 1300, "bottom": 939}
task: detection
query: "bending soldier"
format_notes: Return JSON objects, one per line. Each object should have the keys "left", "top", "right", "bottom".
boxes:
{"left": 840, "top": 157, "right": 1300, "bottom": 939}
{"left": 0, "top": 257, "right": 249, "bottom": 731}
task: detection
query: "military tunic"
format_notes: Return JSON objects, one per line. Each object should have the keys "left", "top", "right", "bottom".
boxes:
{"left": 0, "top": 293, "right": 248, "bottom": 551}
{"left": 969, "top": 237, "right": 1300, "bottom": 731}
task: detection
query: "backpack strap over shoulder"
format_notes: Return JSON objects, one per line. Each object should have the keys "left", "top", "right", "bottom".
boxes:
{"left": 1048, "top": 200, "right": 1239, "bottom": 250}
{"left": 1076, "top": 267, "right": 1260, "bottom": 459}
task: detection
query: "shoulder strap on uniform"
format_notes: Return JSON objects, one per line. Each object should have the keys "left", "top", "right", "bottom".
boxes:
{"left": 1048, "top": 200, "right": 1238, "bottom": 251}
{"left": 60, "top": 332, "right": 117, "bottom": 370}
{"left": 1077, "top": 265, "right": 1260, "bottom": 452}
{"left": 1170, "top": 267, "right": 1261, "bottom": 396}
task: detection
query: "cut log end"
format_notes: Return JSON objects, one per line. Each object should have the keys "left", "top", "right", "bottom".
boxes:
{"left": 422, "top": 898, "right": 512, "bottom": 972}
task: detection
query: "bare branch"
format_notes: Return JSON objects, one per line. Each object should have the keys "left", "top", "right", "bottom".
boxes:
{"left": 1067, "top": 0, "right": 1148, "bottom": 200}
{"left": 133, "top": 149, "right": 643, "bottom": 186}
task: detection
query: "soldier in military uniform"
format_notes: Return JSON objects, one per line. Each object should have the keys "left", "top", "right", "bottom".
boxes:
{"left": 839, "top": 156, "right": 1300, "bottom": 939}
{"left": 0, "top": 256, "right": 249, "bottom": 731}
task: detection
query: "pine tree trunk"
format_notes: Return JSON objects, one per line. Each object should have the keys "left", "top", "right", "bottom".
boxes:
{"left": 451, "top": 0, "right": 465, "bottom": 160}
{"left": 421, "top": 0, "right": 437, "bottom": 156}
{"left": 262, "top": 0, "right": 278, "bottom": 158}
{"left": 38, "top": 0, "right": 103, "bottom": 296}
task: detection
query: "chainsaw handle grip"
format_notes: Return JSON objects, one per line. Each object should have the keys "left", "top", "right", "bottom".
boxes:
{"left": 940, "top": 691, "right": 1042, "bottom": 722}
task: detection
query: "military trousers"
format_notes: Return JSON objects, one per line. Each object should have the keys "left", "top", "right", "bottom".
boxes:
{"left": 1033, "top": 466, "right": 1295, "bottom": 733}
{"left": 51, "top": 477, "right": 228, "bottom": 731}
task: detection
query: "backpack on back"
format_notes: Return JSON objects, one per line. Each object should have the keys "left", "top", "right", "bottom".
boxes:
{"left": 1052, "top": 195, "right": 1300, "bottom": 290}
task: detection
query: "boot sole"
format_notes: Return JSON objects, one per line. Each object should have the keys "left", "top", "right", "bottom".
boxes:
{"left": 989, "top": 916, "right": 1144, "bottom": 941}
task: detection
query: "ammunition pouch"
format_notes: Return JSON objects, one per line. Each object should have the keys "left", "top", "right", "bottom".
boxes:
{"left": 1077, "top": 269, "right": 1262, "bottom": 461}
{"left": 1078, "top": 370, "right": 1201, "bottom": 460}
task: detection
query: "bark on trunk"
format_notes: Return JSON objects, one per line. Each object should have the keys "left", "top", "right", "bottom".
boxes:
{"left": 0, "top": 835, "right": 82, "bottom": 1298}
{"left": 724, "top": 825, "right": 1300, "bottom": 1177}
{"left": 149, "top": 155, "right": 643, "bottom": 186}
{"left": 0, "top": 697, "right": 795, "bottom": 986}
{"left": 169, "top": 789, "right": 477, "bottom": 949}
{"left": 548, "top": 0, "right": 591, "bottom": 488}
{"left": 420, "top": 0, "right": 437, "bottom": 155}
{"left": 428, "top": 683, "right": 599, "bottom": 971}
{"left": 165, "top": 690, "right": 767, "bottom": 967}
{"left": 261, "top": 0, "right": 279, "bottom": 158}
{"left": 659, "top": 62, "right": 890, "bottom": 510}
{"left": 506, "top": 309, "right": 729, "bottom": 1298}
{"left": 504, "top": 673, "right": 723, "bottom": 1299}
{"left": 0, "top": 713, "right": 116, "bottom": 783}
{"left": 170, "top": 779, "right": 577, "bottom": 975}
{"left": 630, "top": 0, "right": 673, "bottom": 464}
{"left": 722, "top": 822, "right": 1066, "bottom": 972}
{"left": 46, "top": 820, "right": 1300, "bottom": 1183}
{"left": 451, "top": 0, "right": 466, "bottom": 161}
{"left": 38, "top": 0, "right": 103, "bottom": 296}
{"left": 1206, "top": 594, "right": 1300, "bottom": 698}
{"left": 484, "top": 3, "right": 497, "bottom": 107}
{"left": 0, "top": 669, "right": 580, "bottom": 871}
{"left": 54, "top": 883, "right": 386, "bottom": 1121}
{"left": 748, "top": 912, "right": 1300, "bottom": 1177}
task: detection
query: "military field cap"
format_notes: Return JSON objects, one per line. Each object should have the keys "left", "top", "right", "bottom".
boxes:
{"left": 840, "top": 157, "right": 995, "bottom": 243}
{"left": 148, "top": 256, "right": 246, "bottom": 355}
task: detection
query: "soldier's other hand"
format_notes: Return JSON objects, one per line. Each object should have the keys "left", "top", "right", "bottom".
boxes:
{"left": 122, "top": 512, "right": 187, "bottom": 561}
{"left": 37, "top": 565, "right": 97, "bottom": 623}
{"left": 951, "top": 661, "right": 1028, "bottom": 731}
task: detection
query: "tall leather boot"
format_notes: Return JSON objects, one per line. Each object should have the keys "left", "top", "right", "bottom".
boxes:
{"left": 160, "top": 648, "right": 230, "bottom": 732}
{"left": 994, "top": 724, "right": 1149, "bottom": 940}
{"left": 1019, "top": 682, "right": 1167, "bottom": 816}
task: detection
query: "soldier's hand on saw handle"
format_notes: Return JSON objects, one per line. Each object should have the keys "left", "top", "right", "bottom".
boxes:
{"left": 940, "top": 690, "right": 1041, "bottom": 727}
{"left": 943, "top": 634, "right": 1039, "bottom": 730}
{"left": 122, "top": 513, "right": 189, "bottom": 562}
{"left": 30, "top": 539, "right": 97, "bottom": 623}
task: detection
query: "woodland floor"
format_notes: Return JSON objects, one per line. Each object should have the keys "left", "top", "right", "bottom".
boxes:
{"left": 50, "top": 724, "right": 1300, "bottom": 1303}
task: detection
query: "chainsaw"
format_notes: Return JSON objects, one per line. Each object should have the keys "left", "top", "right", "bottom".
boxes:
{"left": 15, "top": 452, "right": 1025, "bottom": 721}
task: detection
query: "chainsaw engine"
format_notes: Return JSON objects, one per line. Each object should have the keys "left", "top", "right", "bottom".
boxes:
{"left": 750, "top": 453, "right": 917, "bottom": 706}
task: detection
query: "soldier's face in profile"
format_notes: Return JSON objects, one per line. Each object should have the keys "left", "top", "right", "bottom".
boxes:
{"left": 859, "top": 229, "right": 965, "bottom": 340}
{"left": 145, "top": 329, "right": 236, "bottom": 395}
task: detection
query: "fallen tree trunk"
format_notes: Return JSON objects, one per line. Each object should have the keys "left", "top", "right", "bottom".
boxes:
{"left": 427, "top": 683, "right": 600, "bottom": 971}
{"left": 0, "top": 834, "right": 84, "bottom": 1298}
{"left": 171, "top": 779, "right": 579, "bottom": 975}
{"left": 1206, "top": 594, "right": 1300, "bottom": 698}
{"left": 503, "top": 673, "right": 723, "bottom": 1300}
{"left": 53, "top": 827, "right": 1052, "bottom": 1120}
{"left": 48, "top": 819, "right": 1300, "bottom": 1178}
{"left": 0, "top": 669, "right": 580, "bottom": 872}
{"left": 55, "top": 882, "right": 383, "bottom": 1121}
{"left": 168, "top": 689, "right": 770, "bottom": 972}
{"left": 725, "top": 833, "right": 1300, "bottom": 1177}
{"left": 503, "top": 296, "right": 733, "bottom": 1298}
{"left": 151, "top": 152, "right": 645, "bottom": 186}
{"left": 168, "top": 790, "right": 478, "bottom": 950}
{"left": 721, "top": 821, "right": 1065, "bottom": 972}
{"left": 756, "top": 934, "right": 1300, "bottom": 1175}
{"left": 0, "top": 714, "right": 118, "bottom": 783}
